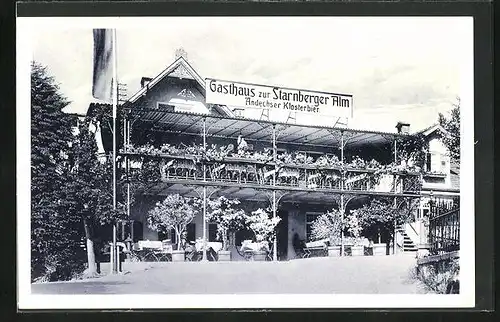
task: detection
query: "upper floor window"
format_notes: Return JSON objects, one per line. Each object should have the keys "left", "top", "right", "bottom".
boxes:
{"left": 425, "top": 152, "right": 447, "bottom": 174}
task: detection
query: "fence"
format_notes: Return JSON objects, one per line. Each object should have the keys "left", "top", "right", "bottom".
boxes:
{"left": 428, "top": 197, "right": 460, "bottom": 255}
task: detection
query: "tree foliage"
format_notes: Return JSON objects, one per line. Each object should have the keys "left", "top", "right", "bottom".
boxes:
{"left": 438, "top": 98, "right": 461, "bottom": 162}
{"left": 246, "top": 208, "right": 281, "bottom": 244}
{"left": 31, "top": 61, "right": 85, "bottom": 281}
{"left": 355, "top": 198, "right": 415, "bottom": 242}
{"left": 65, "top": 117, "right": 128, "bottom": 274}
{"left": 310, "top": 209, "right": 343, "bottom": 245}
{"left": 345, "top": 210, "right": 363, "bottom": 243}
{"left": 147, "top": 194, "right": 201, "bottom": 249}
{"left": 206, "top": 196, "right": 246, "bottom": 251}
{"left": 395, "top": 133, "right": 428, "bottom": 169}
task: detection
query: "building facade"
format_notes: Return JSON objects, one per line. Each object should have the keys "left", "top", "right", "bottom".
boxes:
{"left": 88, "top": 55, "right": 460, "bottom": 260}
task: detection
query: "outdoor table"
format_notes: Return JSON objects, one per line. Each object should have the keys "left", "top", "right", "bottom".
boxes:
{"left": 134, "top": 240, "right": 172, "bottom": 262}
{"left": 240, "top": 241, "right": 269, "bottom": 261}
{"left": 304, "top": 239, "right": 328, "bottom": 258}
{"left": 193, "top": 240, "right": 223, "bottom": 261}
{"left": 195, "top": 241, "right": 223, "bottom": 253}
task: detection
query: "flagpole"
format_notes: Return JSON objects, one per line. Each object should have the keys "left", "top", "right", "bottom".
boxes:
{"left": 112, "top": 28, "right": 118, "bottom": 274}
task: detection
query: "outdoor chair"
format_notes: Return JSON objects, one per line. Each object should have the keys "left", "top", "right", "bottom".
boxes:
{"left": 184, "top": 242, "right": 201, "bottom": 261}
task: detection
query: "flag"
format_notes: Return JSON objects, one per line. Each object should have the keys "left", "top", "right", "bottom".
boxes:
{"left": 92, "top": 29, "right": 114, "bottom": 103}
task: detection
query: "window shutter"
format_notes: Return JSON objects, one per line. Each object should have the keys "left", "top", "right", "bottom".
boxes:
{"left": 187, "top": 223, "right": 196, "bottom": 242}
{"left": 208, "top": 223, "right": 218, "bottom": 242}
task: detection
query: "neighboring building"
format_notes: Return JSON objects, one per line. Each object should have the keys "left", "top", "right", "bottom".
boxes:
{"left": 413, "top": 124, "right": 460, "bottom": 249}
{"left": 87, "top": 53, "right": 460, "bottom": 260}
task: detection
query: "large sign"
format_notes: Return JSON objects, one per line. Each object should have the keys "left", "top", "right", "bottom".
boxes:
{"left": 205, "top": 78, "right": 353, "bottom": 118}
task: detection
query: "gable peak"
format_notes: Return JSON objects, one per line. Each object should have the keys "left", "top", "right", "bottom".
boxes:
{"left": 175, "top": 48, "right": 188, "bottom": 61}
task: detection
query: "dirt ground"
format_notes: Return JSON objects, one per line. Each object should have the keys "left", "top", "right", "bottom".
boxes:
{"left": 31, "top": 254, "right": 426, "bottom": 294}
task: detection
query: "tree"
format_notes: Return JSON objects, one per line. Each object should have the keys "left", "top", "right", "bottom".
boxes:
{"left": 355, "top": 198, "right": 416, "bottom": 251}
{"left": 206, "top": 196, "right": 247, "bottom": 251}
{"left": 439, "top": 98, "right": 460, "bottom": 162}
{"left": 66, "top": 117, "right": 127, "bottom": 276}
{"left": 310, "top": 209, "right": 343, "bottom": 245}
{"left": 395, "top": 133, "right": 428, "bottom": 171}
{"left": 147, "top": 194, "right": 201, "bottom": 250}
{"left": 345, "top": 210, "right": 363, "bottom": 244}
{"left": 31, "top": 61, "right": 85, "bottom": 281}
{"left": 245, "top": 208, "right": 281, "bottom": 249}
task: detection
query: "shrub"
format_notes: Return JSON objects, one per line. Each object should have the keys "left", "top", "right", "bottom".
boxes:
{"left": 416, "top": 257, "right": 460, "bottom": 294}
{"left": 147, "top": 194, "right": 201, "bottom": 250}
{"left": 246, "top": 208, "right": 281, "bottom": 245}
{"left": 310, "top": 209, "right": 343, "bottom": 245}
{"left": 206, "top": 196, "right": 247, "bottom": 251}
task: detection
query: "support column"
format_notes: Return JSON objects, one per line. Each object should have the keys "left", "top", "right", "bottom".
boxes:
{"left": 272, "top": 124, "right": 277, "bottom": 261}
{"left": 202, "top": 117, "right": 208, "bottom": 262}
{"left": 393, "top": 137, "right": 398, "bottom": 255}
{"left": 111, "top": 29, "right": 118, "bottom": 274}
{"left": 126, "top": 119, "right": 130, "bottom": 219}
{"left": 340, "top": 130, "right": 345, "bottom": 256}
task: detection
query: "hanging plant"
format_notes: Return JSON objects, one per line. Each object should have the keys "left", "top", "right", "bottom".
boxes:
{"left": 367, "top": 159, "right": 381, "bottom": 170}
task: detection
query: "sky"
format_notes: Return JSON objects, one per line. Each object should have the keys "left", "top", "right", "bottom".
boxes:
{"left": 28, "top": 17, "right": 472, "bottom": 133}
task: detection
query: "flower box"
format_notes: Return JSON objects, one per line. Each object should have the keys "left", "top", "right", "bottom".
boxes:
{"left": 251, "top": 251, "right": 267, "bottom": 261}
{"left": 328, "top": 245, "right": 341, "bottom": 257}
{"left": 217, "top": 250, "right": 231, "bottom": 261}
{"left": 351, "top": 245, "right": 364, "bottom": 256}
{"left": 372, "top": 243, "right": 387, "bottom": 256}
{"left": 171, "top": 250, "right": 185, "bottom": 262}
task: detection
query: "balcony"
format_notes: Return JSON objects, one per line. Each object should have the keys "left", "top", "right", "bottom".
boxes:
{"left": 120, "top": 143, "right": 422, "bottom": 196}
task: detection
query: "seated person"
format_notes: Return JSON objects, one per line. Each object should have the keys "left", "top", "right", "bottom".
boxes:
{"left": 180, "top": 231, "right": 195, "bottom": 252}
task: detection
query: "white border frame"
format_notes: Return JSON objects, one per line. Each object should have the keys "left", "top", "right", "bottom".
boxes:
{"left": 17, "top": 16, "right": 475, "bottom": 309}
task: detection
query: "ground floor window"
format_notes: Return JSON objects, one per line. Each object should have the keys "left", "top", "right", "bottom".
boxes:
{"left": 162, "top": 223, "right": 196, "bottom": 244}
{"left": 305, "top": 212, "right": 321, "bottom": 242}
{"left": 235, "top": 228, "right": 255, "bottom": 246}
{"left": 208, "top": 223, "right": 219, "bottom": 242}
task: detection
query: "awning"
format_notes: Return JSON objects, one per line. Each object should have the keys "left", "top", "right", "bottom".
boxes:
{"left": 125, "top": 108, "right": 405, "bottom": 149}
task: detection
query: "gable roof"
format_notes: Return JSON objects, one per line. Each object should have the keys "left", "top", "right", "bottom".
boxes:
{"left": 415, "top": 123, "right": 447, "bottom": 137}
{"left": 125, "top": 56, "right": 235, "bottom": 117}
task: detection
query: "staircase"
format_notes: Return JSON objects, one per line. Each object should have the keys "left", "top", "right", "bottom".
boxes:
{"left": 396, "top": 225, "right": 418, "bottom": 253}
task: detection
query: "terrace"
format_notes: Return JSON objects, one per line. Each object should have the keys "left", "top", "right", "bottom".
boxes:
{"left": 119, "top": 107, "right": 423, "bottom": 200}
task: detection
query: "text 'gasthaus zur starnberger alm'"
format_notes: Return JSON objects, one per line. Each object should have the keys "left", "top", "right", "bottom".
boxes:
{"left": 205, "top": 78, "right": 352, "bottom": 116}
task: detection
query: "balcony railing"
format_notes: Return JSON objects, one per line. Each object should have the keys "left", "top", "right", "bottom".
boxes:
{"left": 121, "top": 144, "right": 423, "bottom": 195}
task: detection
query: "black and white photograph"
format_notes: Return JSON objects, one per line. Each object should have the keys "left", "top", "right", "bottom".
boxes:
{"left": 17, "top": 16, "right": 474, "bottom": 309}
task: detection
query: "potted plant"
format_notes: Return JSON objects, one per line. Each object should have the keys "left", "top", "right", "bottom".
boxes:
{"left": 310, "top": 209, "right": 343, "bottom": 257}
{"left": 206, "top": 196, "right": 247, "bottom": 261}
{"left": 245, "top": 208, "right": 281, "bottom": 261}
{"left": 345, "top": 210, "right": 364, "bottom": 256}
{"left": 147, "top": 194, "right": 201, "bottom": 262}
